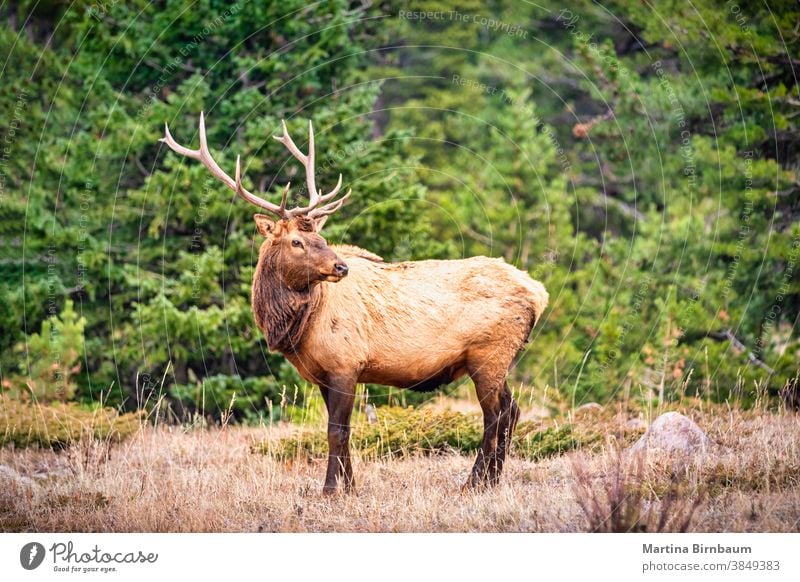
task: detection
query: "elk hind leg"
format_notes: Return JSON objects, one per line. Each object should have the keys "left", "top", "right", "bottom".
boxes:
{"left": 463, "top": 366, "right": 508, "bottom": 490}
{"left": 495, "top": 382, "right": 520, "bottom": 478}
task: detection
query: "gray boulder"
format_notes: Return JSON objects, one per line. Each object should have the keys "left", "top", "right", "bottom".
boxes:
{"left": 630, "top": 412, "right": 710, "bottom": 456}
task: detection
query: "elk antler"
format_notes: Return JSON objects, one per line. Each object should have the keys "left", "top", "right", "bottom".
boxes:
{"left": 272, "top": 119, "right": 351, "bottom": 221}
{"left": 159, "top": 113, "right": 351, "bottom": 227}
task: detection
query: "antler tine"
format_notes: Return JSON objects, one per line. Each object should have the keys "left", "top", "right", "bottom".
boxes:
{"left": 315, "top": 174, "right": 343, "bottom": 204}
{"left": 273, "top": 120, "right": 319, "bottom": 209}
{"left": 197, "top": 111, "right": 236, "bottom": 191}
{"left": 308, "top": 188, "right": 352, "bottom": 219}
{"left": 305, "top": 188, "right": 351, "bottom": 232}
{"left": 273, "top": 119, "right": 308, "bottom": 163}
{"left": 160, "top": 112, "right": 291, "bottom": 220}
{"left": 234, "top": 156, "right": 293, "bottom": 218}
{"left": 278, "top": 182, "right": 291, "bottom": 214}
{"left": 307, "top": 120, "right": 318, "bottom": 207}
{"left": 160, "top": 123, "right": 200, "bottom": 159}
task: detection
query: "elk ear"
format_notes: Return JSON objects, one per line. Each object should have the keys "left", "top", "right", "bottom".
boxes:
{"left": 253, "top": 214, "right": 277, "bottom": 237}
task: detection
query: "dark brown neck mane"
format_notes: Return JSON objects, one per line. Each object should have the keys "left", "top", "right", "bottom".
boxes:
{"left": 251, "top": 248, "right": 322, "bottom": 354}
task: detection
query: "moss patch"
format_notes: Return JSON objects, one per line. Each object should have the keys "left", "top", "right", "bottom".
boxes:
{"left": 253, "top": 406, "right": 619, "bottom": 461}
{"left": 515, "top": 424, "right": 597, "bottom": 460}
{"left": 256, "top": 407, "right": 481, "bottom": 460}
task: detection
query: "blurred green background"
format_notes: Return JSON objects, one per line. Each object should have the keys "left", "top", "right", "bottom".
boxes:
{"left": 1, "top": 0, "right": 798, "bottom": 422}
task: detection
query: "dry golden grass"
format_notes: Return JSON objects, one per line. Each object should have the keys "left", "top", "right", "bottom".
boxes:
{"left": 0, "top": 406, "right": 798, "bottom": 532}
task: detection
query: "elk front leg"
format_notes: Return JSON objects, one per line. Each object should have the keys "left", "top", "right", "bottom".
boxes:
{"left": 320, "top": 376, "right": 356, "bottom": 495}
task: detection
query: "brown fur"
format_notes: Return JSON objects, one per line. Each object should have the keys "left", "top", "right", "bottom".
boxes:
{"left": 251, "top": 217, "right": 548, "bottom": 493}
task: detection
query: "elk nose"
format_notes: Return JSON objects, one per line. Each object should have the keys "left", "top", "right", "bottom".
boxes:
{"left": 335, "top": 262, "right": 349, "bottom": 277}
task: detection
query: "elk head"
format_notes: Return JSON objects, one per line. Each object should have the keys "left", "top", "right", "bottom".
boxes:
{"left": 160, "top": 113, "right": 351, "bottom": 291}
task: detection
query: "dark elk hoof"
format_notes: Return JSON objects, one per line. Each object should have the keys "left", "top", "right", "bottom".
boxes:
{"left": 460, "top": 480, "right": 482, "bottom": 494}
{"left": 460, "top": 472, "right": 498, "bottom": 493}
{"left": 322, "top": 482, "right": 356, "bottom": 496}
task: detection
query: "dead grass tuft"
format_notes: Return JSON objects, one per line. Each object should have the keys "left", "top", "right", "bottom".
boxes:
{"left": 571, "top": 449, "right": 704, "bottom": 532}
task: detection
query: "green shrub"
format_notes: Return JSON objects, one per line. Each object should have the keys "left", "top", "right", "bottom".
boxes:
{"left": 0, "top": 397, "right": 142, "bottom": 448}
{"left": 4, "top": 300, "right": 85, "bottom": 403}
{"left": 169, "top": 373, "right": 301, "bottom": 424}
{"left": 515, "top": 425, "right": 587, "bottom": 461}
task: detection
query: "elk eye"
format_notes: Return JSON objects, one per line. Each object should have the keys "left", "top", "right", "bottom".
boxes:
{"left": 291, "top": 239, "right": 303, "bottom": 248}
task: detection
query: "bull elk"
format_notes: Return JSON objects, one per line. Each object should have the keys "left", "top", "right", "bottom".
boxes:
{"left": 160, "top": 113, "right": 548, "bottom": 494}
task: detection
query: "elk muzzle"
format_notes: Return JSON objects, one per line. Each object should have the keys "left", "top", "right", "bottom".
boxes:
{"left": 326, "top": 260, "right": 349, "bottom": 282}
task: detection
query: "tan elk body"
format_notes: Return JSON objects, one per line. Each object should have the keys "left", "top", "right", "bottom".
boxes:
{"left": 161, "top": 114, "right": 548, "bottom": 493}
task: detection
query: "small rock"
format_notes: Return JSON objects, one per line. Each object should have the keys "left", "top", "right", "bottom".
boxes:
{"left": 630, "top": 412, "right": 710, "bottom": 457}
{"left": 574, "top": 402, "right": 603, "bottom": 417}
{"left": 32, "top": 468, "right": 70, "bottom": 480}
{"left": 0, "top": 464, "right": 35, "bottom": 487}
{"left": 630, "top": 412, "right": 709, "bottom": 455}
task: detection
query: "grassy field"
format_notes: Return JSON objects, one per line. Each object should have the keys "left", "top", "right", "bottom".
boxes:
{"left": 1, "top": 400, "right": 799, "bottom": 533}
